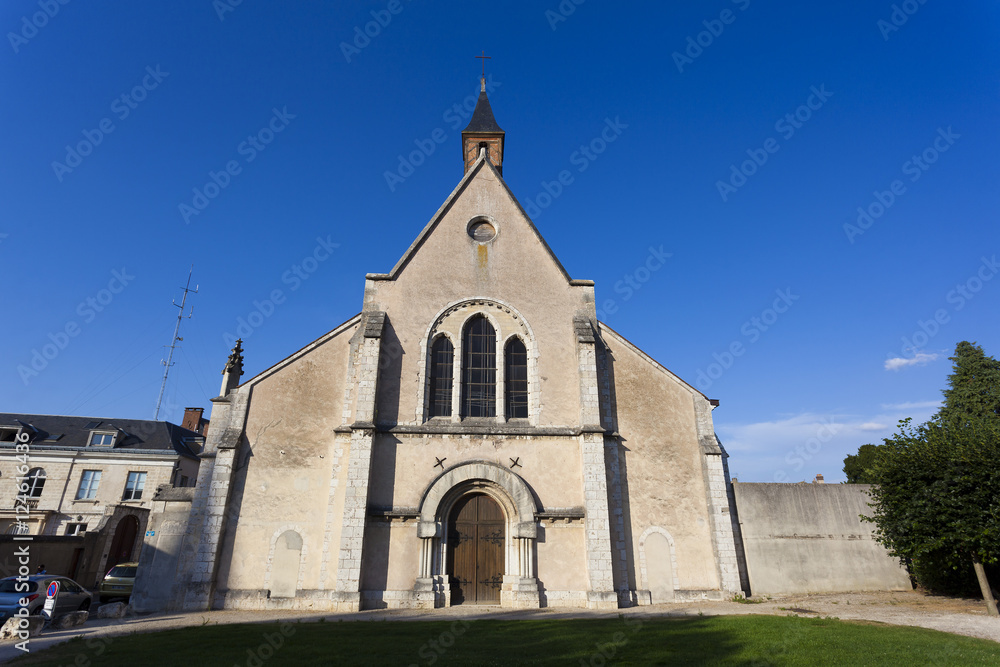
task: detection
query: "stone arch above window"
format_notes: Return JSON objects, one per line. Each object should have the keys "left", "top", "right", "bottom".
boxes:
{"left": 418, "top": 299, "right": 539, "bottom": 423}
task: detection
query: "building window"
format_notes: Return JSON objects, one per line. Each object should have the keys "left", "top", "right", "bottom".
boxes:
{"left": 89, "top": 432, "right": 115, "bottom": 446}
{"left": 505, "top": 338, "right": 529, "bottom": 419}
{"left": 428, "top": 336, "right": 454, "bottom": 417}
{"left": 22, "top": 468, "right": 46, "bottom": 498}
{"left": 462, "top": 315, "right": 496, "bottom": 418}
{"left": 66, "top": 523, "right": 87, "bottom": 536}
{"left": 75, "top": 470, "right": 102, "bottom": 500}
{"left": 122, "top": 472, "right": 147, "bottom": 501}
{"left": 6, "top": 522, "right": 30, "bottom": 535}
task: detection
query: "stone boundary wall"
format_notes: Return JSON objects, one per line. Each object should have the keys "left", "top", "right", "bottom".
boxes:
{"left": 0, "top": 534, "right": 87, "bottom": 581}
{"left": 731, "top": 482, "right": 911, "bottom": 596}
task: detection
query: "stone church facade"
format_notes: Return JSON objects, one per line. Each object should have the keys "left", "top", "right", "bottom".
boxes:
{"left": 140, "top": 80, "right": 742, "bottom": 612}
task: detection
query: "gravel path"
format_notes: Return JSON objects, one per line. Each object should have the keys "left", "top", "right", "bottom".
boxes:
{"left": 2, "top": 590, "right": 996, "bottom": 664}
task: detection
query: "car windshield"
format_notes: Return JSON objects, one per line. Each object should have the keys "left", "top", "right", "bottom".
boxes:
{"left": 0, "top": 580, "right": 38, "bottom": 593}
{"left": 107, "top": 566, "right": 137, "bottom": 578}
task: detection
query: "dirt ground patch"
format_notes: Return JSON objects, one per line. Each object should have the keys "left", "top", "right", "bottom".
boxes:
{"left": 687, "top": 590, "right": 999, "bottom": 642}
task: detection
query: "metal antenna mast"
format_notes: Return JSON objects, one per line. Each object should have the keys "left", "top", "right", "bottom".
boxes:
{"left": 154, "top": 266, "right": 197, "bottom": 420}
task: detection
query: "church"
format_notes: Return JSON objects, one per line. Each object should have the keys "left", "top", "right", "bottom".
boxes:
{"left": 137, "top": 78, "right": 743, "bottom": 612}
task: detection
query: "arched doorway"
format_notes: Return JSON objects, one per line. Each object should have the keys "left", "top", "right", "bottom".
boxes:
{"left": 447, "top": 493, "right": 505, "bottom": 605}
{"left": 107, "top": 515, "right": 140, "bottom": 566}
{"left": 415, "top": 461, "right": 540, "bottom": 608}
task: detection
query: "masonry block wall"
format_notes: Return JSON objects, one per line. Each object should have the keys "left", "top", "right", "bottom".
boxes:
{"left": 732, "top": 482, "right": 912, "bottom": 596}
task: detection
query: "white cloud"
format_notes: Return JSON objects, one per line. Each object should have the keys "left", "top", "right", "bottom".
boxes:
{"left": 858, "top": 422, "right": 887, "bottom": 431}
{"left": 879, "top": 400, "right": 941, "bottom": 411}
{"left": 717, "top": 407, "right": 933, "bottom": 483}
{"left": 717, "top": 400, "right": 944, "bottom": 483}
{"left": 884, "top": 352, "right": 939, "bottom": 371}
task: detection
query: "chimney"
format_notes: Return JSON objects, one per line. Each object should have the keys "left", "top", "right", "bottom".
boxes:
{"left": 813, "top": 473, "right": 825, "bottom": 484}
{"left": 182, "top": 407, "right": 205, "bottom": 434}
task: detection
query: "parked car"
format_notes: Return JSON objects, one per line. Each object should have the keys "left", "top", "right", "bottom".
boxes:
{"left": 0, "top": 575, "right": 92, "bottom": 621}
{"left": 98, "top": 562, "right": 138, "bottom": 603}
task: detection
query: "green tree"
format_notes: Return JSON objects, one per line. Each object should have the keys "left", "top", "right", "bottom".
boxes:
{"left": 843, "top": 444, "right": 880, "bottom": 484}
{"left": 937, "top": 341, "right": 1000, "bottom": 425}
{"left": 865, "top": 418, "right": 999, "bottom": 615}
{"left": 865, "top": 341, "right": 1000, "bottom": 616}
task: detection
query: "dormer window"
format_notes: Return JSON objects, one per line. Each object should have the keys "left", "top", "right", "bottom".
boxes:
{"left": 89, "top": 432, "right": 115, "bottom": 447}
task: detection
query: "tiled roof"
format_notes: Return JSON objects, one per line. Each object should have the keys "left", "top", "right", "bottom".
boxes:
{"left": 0, "top": 413, "right": 202, "bottom": 459}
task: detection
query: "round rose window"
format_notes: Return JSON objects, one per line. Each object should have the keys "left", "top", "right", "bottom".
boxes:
{"left": 468, "top": 220, "right": 496, "bottom": 242}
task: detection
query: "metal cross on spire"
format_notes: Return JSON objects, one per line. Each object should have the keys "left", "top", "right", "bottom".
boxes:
{"left": 475, "top": 50, "right": 491, "bottom": 78}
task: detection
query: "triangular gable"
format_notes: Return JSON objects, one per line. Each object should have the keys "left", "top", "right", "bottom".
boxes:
{"left": 597, "top": 321, "right": 714, "bottom": 404}
{"left": 369, "top": 153, "right": 591, "bottom": 286}
{"left": 237, "top": 314, "right": 362, "bottom": 389}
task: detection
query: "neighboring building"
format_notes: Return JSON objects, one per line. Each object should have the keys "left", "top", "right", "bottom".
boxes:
{"left": 0, "top": 410, "right": 204, "bottom": 585}
{"left": 137, "top": 79, "right": 743, "bottom": 613}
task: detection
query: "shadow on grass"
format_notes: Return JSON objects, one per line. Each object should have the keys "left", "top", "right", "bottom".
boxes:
{"left": 10, "top": 615, "right": 1000, "bottom": 666}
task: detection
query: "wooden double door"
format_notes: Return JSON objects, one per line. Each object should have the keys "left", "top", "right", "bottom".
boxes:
{"left": 447, "top": 493, "right": 505, "bottom": 605}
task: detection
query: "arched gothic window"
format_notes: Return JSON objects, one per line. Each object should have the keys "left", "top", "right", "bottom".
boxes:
{"left": 505, "top": 338, "right": 528, "bottom": 419}
{"left": 428, "top": 336, "right": 454, "bottom": 417}
{"left": 462, "top": 316, "right": 496, "bottom": 418}
{"left": 24, "top": 468, "right": 46, "bottom": 498}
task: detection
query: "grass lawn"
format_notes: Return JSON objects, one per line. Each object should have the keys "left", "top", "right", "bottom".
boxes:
{"left": 11, "top": 615, "right": 1000, "bottom": 666}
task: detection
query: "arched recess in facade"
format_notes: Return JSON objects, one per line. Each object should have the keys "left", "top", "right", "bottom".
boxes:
{"left": 416, "top": 297, "right": 540, "bottom": 423}
{"left": 415, "top": 461, "right": 541, "bottom": 608}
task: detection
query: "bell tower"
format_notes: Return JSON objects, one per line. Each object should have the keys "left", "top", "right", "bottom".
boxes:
{"left": 461, "top": 77, "right": 505, "bottom": 175}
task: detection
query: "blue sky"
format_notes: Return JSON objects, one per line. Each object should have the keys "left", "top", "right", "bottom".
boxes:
{"left": 2, "top": 1, "right": 998, "bottom": 483}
